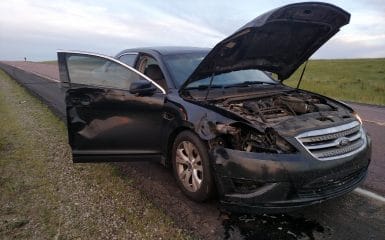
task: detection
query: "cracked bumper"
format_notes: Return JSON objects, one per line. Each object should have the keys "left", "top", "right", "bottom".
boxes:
{"left": 211, "top": 136, "right": 371, "bottom": 213}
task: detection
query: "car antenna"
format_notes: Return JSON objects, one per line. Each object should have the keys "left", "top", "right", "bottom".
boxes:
{"left": 204, "top": 72, "right": 215, "bottom": 100}
{"left": 296, "top": 60, "right": 308, "bottom": 89}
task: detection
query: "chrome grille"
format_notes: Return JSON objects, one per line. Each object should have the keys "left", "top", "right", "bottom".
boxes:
{"left": 296, "top": 121, "right": 366, "bottom": 161}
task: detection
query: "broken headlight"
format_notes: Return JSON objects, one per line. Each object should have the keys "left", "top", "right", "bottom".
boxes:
{"left": 215, "top": 123, "right": 240, "bottom": 135}
{"left": 243, "top": 130, "right": 296, "bottom": 154}
{"left": 214, "top": 123, "right": 296, "bottom": 153}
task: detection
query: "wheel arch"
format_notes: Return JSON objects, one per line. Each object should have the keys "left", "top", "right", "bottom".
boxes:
{"left": 164, "top": 126, "right": 193, "bottom": 168}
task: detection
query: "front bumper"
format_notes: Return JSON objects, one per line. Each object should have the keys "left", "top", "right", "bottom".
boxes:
{"left": 211, "top": 136, "right": 371, "bottom": 213}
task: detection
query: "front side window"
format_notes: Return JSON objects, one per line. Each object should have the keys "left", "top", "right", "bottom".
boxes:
{"left": 67, "top": 55, "right": 141, "bottom": 90}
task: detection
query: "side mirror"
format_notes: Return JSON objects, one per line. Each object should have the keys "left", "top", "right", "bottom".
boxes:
{"left": 129, "top": 79, "right": 157, "bottom": 96}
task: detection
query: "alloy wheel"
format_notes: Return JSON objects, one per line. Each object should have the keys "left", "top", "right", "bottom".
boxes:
{"left": 175, "top": 140, "right": 203, "bottom": 192}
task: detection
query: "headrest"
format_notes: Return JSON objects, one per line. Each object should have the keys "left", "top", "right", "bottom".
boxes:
{"left": 144, "top": 64, "right": 164, "bottom": 81}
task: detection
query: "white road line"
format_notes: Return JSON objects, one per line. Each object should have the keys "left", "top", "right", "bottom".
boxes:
{"left": 363, "top": 119, "right": 385, "bottom": 126}
{"left": 354, "top": 188, "right": 385, "bottom": 203}
{"left": 29, "top": 71, "right": 60, "bottom": 83}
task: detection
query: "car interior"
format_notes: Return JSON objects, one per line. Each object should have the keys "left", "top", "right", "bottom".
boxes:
{"left": 144, "top": 64, "right": 165, "bottom": 88}
{"left": 137, "top": 55, "right": 166, "bottom": 89}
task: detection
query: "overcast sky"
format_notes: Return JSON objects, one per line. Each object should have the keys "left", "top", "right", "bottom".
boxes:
{"left": 1, "top": 0, "right": 384, "bottom": 61}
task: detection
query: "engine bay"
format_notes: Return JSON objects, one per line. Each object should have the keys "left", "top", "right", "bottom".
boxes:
{"left": 200, "top": 89, "right": 356, "bottom": 154}
{"left": 215, "top": 91, "right": 336, "bottom": 125}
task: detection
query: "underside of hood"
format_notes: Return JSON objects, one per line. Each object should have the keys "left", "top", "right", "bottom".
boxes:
{"left": 181, "top": 2, "right": 350, "bottom": 88}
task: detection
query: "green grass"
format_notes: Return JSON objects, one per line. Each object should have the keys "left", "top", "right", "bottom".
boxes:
{"left": 284, "top": 58, "right": 385, "bottom": 105}
{"left": 0, "top": 70, "right": 191, "bottom": 239}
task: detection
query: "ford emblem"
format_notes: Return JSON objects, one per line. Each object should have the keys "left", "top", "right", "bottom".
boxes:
{"left": 338, "top": 137, "right": 350, "bottom": 147}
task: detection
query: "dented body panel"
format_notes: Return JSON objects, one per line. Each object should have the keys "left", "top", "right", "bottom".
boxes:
{"left": 66, "top": 86, "right": 165, "bottom": 162}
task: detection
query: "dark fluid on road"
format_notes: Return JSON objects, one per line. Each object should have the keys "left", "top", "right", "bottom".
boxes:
{"left": 222, "top": 212, "right": 326, "bottom": 240}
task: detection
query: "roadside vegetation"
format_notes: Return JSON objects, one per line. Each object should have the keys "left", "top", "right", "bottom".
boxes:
{"left": 41, "top": 58, "right": 385, "bottom": 105}
{"left": 0, "top": 70, "right": 190, "bottom": 239}
{"left": 285, "top": 58, "right": 385, "bottom": 105}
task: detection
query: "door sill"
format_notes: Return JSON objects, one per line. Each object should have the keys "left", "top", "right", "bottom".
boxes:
{"left": 72, "top": 153, "right": 162, "bottom": 163}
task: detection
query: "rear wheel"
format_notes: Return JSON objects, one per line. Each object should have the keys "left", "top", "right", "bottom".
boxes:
{"left": 172, "top": 130, "right": 214, "bottom": 202}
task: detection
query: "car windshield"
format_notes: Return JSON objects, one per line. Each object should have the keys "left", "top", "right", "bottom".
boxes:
{"left": 164, "top": 52, "right": 277, "bottom": 89}
{"left": 185, "top": 70, "right": 277, "bottom": 90}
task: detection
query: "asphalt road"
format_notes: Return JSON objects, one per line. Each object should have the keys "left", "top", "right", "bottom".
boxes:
{"left": 348, "top": 103, "right": 385, "bottom": 195}
{"left": 1, "top": 61, "right": 384, "bottom": 240}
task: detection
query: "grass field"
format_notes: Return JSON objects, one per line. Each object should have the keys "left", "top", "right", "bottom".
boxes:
{"left": 284, "top": 58, "right": 385, "bottom": 105}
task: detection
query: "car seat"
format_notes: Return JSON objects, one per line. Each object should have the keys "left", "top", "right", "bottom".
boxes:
{"left": 144, "top": 64, "right": 165, "bottom": 89}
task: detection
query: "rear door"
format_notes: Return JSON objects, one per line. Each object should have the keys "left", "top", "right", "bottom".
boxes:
{"left": 57, "top": 51, "right": 166, "bottom": 162}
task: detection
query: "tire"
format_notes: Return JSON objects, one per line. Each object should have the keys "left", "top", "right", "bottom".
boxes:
{"left": 171, "top": 130, "right": 215, "bottom": 202}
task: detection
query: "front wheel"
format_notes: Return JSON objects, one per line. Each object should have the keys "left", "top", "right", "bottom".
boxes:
{"left": 172, "top": 130, "right": 215, "bottom": 202}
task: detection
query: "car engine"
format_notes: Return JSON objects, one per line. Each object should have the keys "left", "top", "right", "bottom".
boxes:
{"left": 210, "top": 91, "right": 346, "bottom": 153}
{"left": 216, "top": 91, "right": 335, "bottom": 125}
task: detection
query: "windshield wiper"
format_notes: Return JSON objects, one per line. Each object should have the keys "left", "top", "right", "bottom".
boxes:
{"left": 224, "top": 81, "right": 275, "bottom": 88}
{"left": 184, "top": 84, "right": 223, "bottom": 90}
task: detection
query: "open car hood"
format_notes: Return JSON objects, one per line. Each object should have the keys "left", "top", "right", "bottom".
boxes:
{"left": 181, "top": 2, "right": 350, "bottom": 89}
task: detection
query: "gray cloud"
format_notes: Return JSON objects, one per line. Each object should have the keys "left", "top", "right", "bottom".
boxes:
{"left": 1, "top": 0, "right": 384, "bottom": 60}
{"left": 0, "top": 0, "right": 224, "bottom": 60}
{"left": 314, "top": 38, "right": 385, "bottom": 59}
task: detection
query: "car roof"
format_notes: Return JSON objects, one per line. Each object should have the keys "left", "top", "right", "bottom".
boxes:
{"left": 116, "top": 46, "right": 210, "bottom": 57}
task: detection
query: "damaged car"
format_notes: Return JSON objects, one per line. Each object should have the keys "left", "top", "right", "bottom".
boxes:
{"left": 57, "top": 2, "right": 371, "bottom": 212}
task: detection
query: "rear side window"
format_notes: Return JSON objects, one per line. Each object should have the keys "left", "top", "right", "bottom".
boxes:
{"left": 118, "top": 53, "right": 137, "bottom": 66}
{"left": 66, "top": 55, "right": 141, "bottom": 90}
